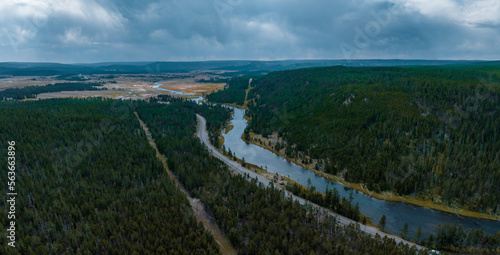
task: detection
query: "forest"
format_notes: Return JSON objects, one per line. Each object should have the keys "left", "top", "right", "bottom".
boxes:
{"left": 0, "top": 96, "right": 424, "bottom": 254}
{"left": 430, "top": 224, "right": 500, "bottom": 252}
{"left": 0, "top": 82, "right": 106, "bottom": 100}
{"left": 208, "top": 64, "right": 500, "bottom": 215}
{"left": 2, "top": 93, "right": 498, "bottom": 253}
{"left": 0, "top": 98, "right": 219, "bottom": 254}
{"left": 206, "top": 77, "right": 249, "bottom": 106}
{"left": 286, "top": 182, "right": 361, "bottom": 222}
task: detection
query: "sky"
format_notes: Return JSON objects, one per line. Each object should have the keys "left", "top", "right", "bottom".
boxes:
{"left": 0, "top": 0, "right": 499, "bottom": 63}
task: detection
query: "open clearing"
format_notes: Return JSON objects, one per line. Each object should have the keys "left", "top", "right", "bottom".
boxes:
{"left": 1, "top": 74, "right": 227, "bottom": 100}
{"left": 0, "top": 76, "right": 71, "bottom": 89}
{"left": 159, "top": 80, "right": 225, "bottom": 96}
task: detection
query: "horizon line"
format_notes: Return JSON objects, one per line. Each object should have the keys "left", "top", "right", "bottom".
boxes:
{"left": 1, "top": 59, "right": 499, "bottom": 65}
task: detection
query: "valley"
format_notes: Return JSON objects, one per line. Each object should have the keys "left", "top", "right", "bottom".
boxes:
{"left": 2, "top": 60, "right": 500, "bottom": 254}
{"left": 3, "top": 0, "right": 500, "bottom": 253}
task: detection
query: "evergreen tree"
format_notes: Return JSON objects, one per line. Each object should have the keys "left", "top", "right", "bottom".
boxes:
{"left": 401, "top": 222, "right": 409, "bottom": 239}
{"left": 414, "top": 226, "right": 423, "bottom": 243}
{"left": 378, "top": 215, "right": 386, "bottom": 231}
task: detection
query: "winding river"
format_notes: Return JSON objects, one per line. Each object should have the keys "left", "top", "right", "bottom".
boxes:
{"left": 156, "top": 84, "right": 500, "bottom": 238}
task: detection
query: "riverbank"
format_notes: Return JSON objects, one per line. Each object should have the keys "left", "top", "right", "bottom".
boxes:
{"left": 242, "top": 131, "right": 500, "bottom": 222}
{"left": 221, "top": 102, "right": 248, "bottom": 110}
{"left": 224, "top": 125, "right": 234, "bottom": 134}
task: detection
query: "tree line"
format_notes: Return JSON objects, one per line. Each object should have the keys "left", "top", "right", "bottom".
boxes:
{"left": 0, "top": 82, "right": 106, "bottom": 100}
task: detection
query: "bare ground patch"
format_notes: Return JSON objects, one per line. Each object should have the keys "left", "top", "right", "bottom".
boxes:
{"left": 2, "top": 75, "right": 224, "bottom": 100}
{"left": 160, "top": 80, "right": 225, "bottom": 96}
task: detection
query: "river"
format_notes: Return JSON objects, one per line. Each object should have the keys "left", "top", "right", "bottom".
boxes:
{"left": 156, "top": 84, "right": 500, "bottom": 238}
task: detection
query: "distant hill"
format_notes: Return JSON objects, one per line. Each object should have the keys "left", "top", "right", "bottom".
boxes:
{"left": 0, "top": 59, "right": 484, "bottom": 77}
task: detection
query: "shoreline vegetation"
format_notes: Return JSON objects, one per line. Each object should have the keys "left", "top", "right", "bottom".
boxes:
{"left": 221, "top": 102, "right": 248, "bottom": 110}
{"left": 224, "top": 125, "right": 234, "bottom": 134}
{"left": 238, "top": 123, "right": 500, "bottom": 222}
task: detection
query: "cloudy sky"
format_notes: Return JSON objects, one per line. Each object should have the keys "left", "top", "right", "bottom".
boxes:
{"left": 0, "top": 0, "right": 499, "bottom": 63}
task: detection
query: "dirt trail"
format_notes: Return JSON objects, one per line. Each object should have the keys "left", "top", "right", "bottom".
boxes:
{"left": 135, "top": 112, "right": 237, "bottom": 255}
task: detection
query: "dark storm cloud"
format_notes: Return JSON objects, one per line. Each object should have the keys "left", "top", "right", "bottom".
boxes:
{"left": 0, "top": 0, "right": 498, "bottom": 62}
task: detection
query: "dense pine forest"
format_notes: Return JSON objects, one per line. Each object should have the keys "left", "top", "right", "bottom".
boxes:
{"left": 208, "top": 64, "right": 500, "bottom": 214}
{"left": 206, "top": 77, "right": 249, "bottom": 106}
{"left": 0, "top": 96, "right": 428, "bottom": 254}
{"left": 0, "top": 99, "right": 219, "bottom": 254}
{"left": 134, "top": 98, "right": 425, "bottom": 254}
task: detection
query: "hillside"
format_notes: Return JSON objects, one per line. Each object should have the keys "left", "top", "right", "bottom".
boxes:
{"left": 0, "top": 60, "right": 479, "bottom": 77}
{"left": 209, "top": 64, "right": 500, "bottom": 215}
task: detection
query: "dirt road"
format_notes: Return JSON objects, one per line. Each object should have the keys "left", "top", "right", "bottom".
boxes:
{"left": 135, "top": 112, "right": 237, "bottom": 255}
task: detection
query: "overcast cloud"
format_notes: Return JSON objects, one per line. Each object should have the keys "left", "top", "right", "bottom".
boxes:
{"left": 0, "top": 0, "right": 499, "bottom": 62}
